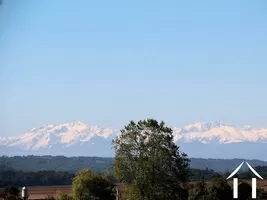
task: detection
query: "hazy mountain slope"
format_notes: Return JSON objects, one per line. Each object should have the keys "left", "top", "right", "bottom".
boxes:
{"left": 173, "top": 121, "right": 267, "bottom": 144}
{"left": 0, "top": 121, "right": 116, "bottom": 156}
{"left": 1, "top": 121, "right": 267, "bottom": 159}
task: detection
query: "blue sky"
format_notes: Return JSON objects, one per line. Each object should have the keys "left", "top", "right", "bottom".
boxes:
{"left": 1, "top": 0, "right": 267, "bottom": 136}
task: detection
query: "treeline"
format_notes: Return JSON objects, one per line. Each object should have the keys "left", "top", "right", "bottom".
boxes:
{"left": 192, "top": 166, "right": 267, "bottom": 181}
{"left": 0, "top": 168, "right": 212, "bottom": 187}
{"left": 2, "top": 169, "right": 116, "bottom": 200}
{"left": 1, "top": 165, "right": 267, "bottom": 188}
{"left": 0, "top": 156, "right": 113, "bottom": 173}
{"left": 0, "top": 168, "right": 217, "bottom": 187}
{"left": 0, "top": 170, "right": 74, "bottom": 187}
{"left": 3, "top": 172, "right": 267, "bottom": 200}
{"left": 187, "top": 177, "right": 267, "bottom": 200}
{"left": 225, "top": 166, "right": 267, "bottom": 179}
{"left": 1, "top": 156, "right": 267, "bottom": 173}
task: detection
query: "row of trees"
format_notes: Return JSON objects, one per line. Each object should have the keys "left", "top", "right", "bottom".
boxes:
{"left": 224, "top": 166, "right": 267, "bottom": 179}
{"left": 1, "top": 166, "right": 265, "bottom": 188}
{"left": 0, "top": 171, "right": 73, "bottom": 187}
{"left": 4, "top": 175, "right": 267, "bottom": 200}
{"left": 2, "top": 169, "right": 115, "bottom": 200}
{"left": 4, "top": 156, "right": 264, "bottom": 176}
{"left": 0, "top": 156, "right": 113, "bottom": 173}
{"left": 188, "top": 177, "right": 267, "bottom": 200}
{"left": 0, "top": 167, "right": 221, "bottom": 188}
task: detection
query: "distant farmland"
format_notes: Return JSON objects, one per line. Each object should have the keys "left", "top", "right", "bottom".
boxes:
{"left": 229, "top": 179, "right": 267, "bottom": 191}
{"left": 1, "top": 179, "right": 267, "bottom": 199}
{"left": 1, "top": 185, "right": 72, "bottom": 199}
{"left": 191, "top": 179, "right": 267, "bottom": 191}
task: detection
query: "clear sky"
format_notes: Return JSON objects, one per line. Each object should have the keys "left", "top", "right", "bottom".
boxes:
{"left": 1, "top": 0, "right": 267, "bottom": 136}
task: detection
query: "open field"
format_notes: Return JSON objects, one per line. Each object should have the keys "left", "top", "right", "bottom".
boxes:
{"left": 229, "top": 179, "right": 267, "bottom": 191}
{"left": 25, "top": 185, "right": 72, "bottom": 199}
{"left": 1, "top": 180, "right": 267, "bottom": 199}
{"left": 0, "top": 185, "right": 72, "bottom": 200}
{"left": 191, "top": 180, "right": 267, "bottom": 191}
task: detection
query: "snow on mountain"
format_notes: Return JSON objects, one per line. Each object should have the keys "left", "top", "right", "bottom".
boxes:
{"left": 174, "top": 121, "right": 267, "bottom": 144}
{"left": 0, "top": 137, "right": 14, "bottom": 145}
{"left": 1, "top": 121, "right": 117, "bottom": 152}
{"left": 179, "top": 120, "right": 223, "bottom": 134}
{"left": 1, "top": 120, "right": 267, "bottom": 158}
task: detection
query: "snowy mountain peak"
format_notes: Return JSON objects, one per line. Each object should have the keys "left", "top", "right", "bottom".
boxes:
{"left": 2, "top": 121, "right": 117, "bottom": 151}
{"left": 180, "top": 120, "right": 223, "bottom": 134}
{"left": 241, "top": 125, "right": 252, "bottom": 131}
{"left": 175, "top": 121, "right": 267, "bottom": 144}
{"left": 1, "top": 120, "right": 267, "bottom": 158}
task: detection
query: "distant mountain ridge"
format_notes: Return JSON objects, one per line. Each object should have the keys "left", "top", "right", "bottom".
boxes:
{"left": 176, "top": 120, "right": 267, "bottom": 144}
{"left": 1, "top": 121, "right": 267, "bottom": 159}
{"left": 0, "top": 156, "right": 267, "bottom": 173}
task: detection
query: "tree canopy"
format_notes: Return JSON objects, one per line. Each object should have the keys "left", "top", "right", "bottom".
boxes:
{"left": 72, "top": 168, "right": 115, "bottom": 200}
{"left": 4, "top": 187, "right": 22, "bottom": 200}
{"left": 113, "top": 119, "right": 190, "bottom": 200}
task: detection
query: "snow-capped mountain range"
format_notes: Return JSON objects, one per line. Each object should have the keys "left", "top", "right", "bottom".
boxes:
{"left": 1, "top": 121, "right": 267, "bottom": 160}
{"left": 175, "top": 121, "right": 267, "bottom": 144}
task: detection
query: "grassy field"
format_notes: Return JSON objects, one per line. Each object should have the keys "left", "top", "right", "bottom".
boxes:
{"left": 1, "top": 180, "right": 267, "bottom": 199}
{"left": 0, "top": 185, "right": 72, "bottom": 199}
{"left": 229, "top": 179, "right": 267, "bottom": 191}
{"left": 191, "top": 180, "right": 267, "bottom": 191}
{"left": 26, "top": 185, "right": 72, "bottom": 199}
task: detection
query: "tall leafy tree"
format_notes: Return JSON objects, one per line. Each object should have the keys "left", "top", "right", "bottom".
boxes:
{"left": 188, "top": 177, "right": 209, "bottom": 200}
{"left": 4, "top": 187, "right": 22, "bottom": 200}
{"left": 72, "top": 169, "right": 115, "bottom": 200}
{"left": 113, "top": 119, "right": 190, "bottom": 200}
{"left": 56, "top": 192, "right": 73, "bottom": 200}
{"left": 206, "top": 176, "right": 232, "bottom": 200}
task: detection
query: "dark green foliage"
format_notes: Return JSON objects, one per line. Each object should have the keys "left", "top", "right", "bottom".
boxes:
{"left": 0, "top": 156, "right": 267, "bottom": 191}
{"left": 0, "top": 156, "right": 113, "bottom": 173}
{"left": 4, "top": 187, "right": 22, "bottom": 200}
{"left": 190, "top": 158, "right": 267, "bottom": 173}
{"left": 113, "top": 119, "right": 190, "bottom": 200}
{"left": 236, "top": 166, "right": 267, "bottom": 179}
{"left": 1, "top": 156, "right": 267, "bottom": 177}
{"left": 72, "top": 168, "right": 115, "bottom": 200}
{"left": 190, "top": 168, "right": 220, "bottom": 181}
{"left": 0, "top": 170, "right": 74, "bottom": 187}
{"left": 188, "top": 177, "right": 267, "bottom": 200}
{"left": 188, "top": 178, "right": 208, "bottom": 200}
{"left": 256, "top": 188, "right": 267, "bottom": 200}
{"left": 55, "top": 192, "right": 73, "bottom": 200}
{"left": 207, "top": 176, "right": 233, "bottom": 200}
{"left": 189, "top": 177, "right": 233, "bottom": 200}
{"left": 0, "top": 167, "right": 230, "bottom": 188}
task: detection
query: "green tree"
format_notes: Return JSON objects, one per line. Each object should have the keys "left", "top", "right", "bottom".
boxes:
{"left": 112, "top": 119, "right": 190, "bottom": 200}
{"left": 72, "top": 168, "right": 115, "bottom": 200}
{"left": 206, "top": 176, "right": 232, "bottom": 200}
{"left": 256, "top": 188, "right": 267, "bottom": 200}
{"left": 4, "top": 187, "right": 22, "bottom": 200}
{"left": 56, "top": 192, "right": 73, "bottom": 200}
{"left": 189, "top": 178, "right": 209, "bottom": 200}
